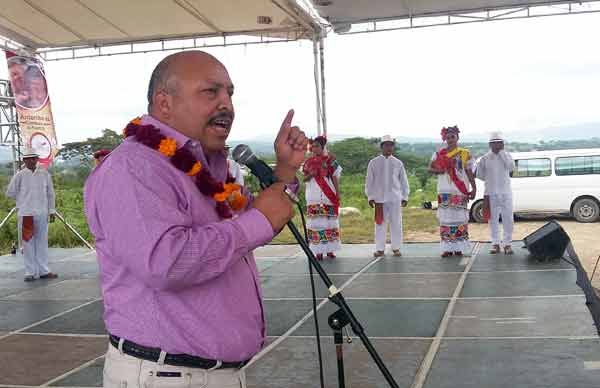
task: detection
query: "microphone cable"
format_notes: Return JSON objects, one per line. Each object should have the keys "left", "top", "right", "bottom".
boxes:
{"left": 296, "top": 201, "right": 326, "bottom": 388}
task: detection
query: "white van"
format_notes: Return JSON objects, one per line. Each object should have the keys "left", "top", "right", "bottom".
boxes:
{"left": 470, "top": 148, "right": 600, "bottom": 223}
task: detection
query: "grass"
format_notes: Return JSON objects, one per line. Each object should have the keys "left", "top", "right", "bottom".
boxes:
{"left": 0, "top": 183, "right": 94, "bottom": 254}
{"left": 0, "top": 172, "right": 439, "bottom": 253}
{"left": 272, "top": 173, "right": 439, "bottom": 244}
{"left": 272, "top": 207, "right": 438, "bottom": 244}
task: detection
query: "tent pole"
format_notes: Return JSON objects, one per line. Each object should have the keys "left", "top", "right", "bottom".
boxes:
{"left": 318, "top": 36, "right": 327, "bottom": 137}
{"left": 312, "top": 36, "right": 323, "bottom": 136}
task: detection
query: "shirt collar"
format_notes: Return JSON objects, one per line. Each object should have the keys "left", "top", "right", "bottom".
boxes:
{"left": 141, "top": 114, "right": 193, "bottom": 149}
{"left": 22, "top": 167, "right": 39, "bottom": 173}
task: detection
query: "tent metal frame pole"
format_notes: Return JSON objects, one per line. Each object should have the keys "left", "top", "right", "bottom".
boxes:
{"left": 338, "top": 2, "right": 600, "bottom": 35}
{"left": 318, "top": 36, "right": 327, "bottom": 137}
{"left": 0, "top": 78, "right": 93, "bottom": 252}
{"left": 0, "top": 207, "right": 16, "bottom": 230}
{"left": 54, "top": 211, "right": 95, "bottom": 250}
{"left": 312, "top": 36, "right": 323, "bottom": 136}
{"left": 0, "top": 79, "right": 22, "bottom": 252}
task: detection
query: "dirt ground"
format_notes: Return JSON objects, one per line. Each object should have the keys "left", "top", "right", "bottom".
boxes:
{"left": 405, "top": 217, "right": 600, "bottom": 287}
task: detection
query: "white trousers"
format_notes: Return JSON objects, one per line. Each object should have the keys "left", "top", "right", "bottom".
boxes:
{"left": 18, "top": 215, "right": 50, "bottom": 277}
{"left": 489, "top": 194, "right": 514, "bottom": 247}
{"left": 374, "top": 201, "right": 403, "bottom": 252}
{"left": 103, "top": 344, "right": 247, "bottom": 388}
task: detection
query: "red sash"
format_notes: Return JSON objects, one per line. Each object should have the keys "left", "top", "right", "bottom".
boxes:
{"left": 374, "top": 203, "right": 384, "bottom": 225}
{"left": 304, "top": 155, "right": 339, "bottom": 207}
{"left": 22, "top": 216, "right": 34, "bottom": 242}
{"left": 483, "top": 195, "right": 491, "bottom": 223}
{"left": 314, "top": 175, "right": 339, "bottom": 207}
{"left": 434, "top": 149, "right": 469, "bottom": 196}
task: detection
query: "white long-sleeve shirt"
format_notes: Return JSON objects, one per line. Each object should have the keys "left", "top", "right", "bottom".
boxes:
{"left": 476, "top": 150, "right": 515, "bottom": 195}
{"left": 227, "top": 159, "right": 244, "bottom": 186}
{"left": 365, "top": 155, "right": 410, "bottom": 203}
{"left": 5, "top": 167, "right": 56, "bottom": 216}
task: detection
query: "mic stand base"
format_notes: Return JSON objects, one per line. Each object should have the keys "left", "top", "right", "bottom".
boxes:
{"left": 285, "top": 220, "right": 400, "bottom": 388}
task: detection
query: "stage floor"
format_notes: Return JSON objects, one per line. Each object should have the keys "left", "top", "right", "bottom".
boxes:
{"left": 0, "top": 242, "right": 598, "bottom": 387}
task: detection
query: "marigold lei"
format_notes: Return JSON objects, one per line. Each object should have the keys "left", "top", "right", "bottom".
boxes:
{"left": 123, "top": 117, "right": 247, "bottom": 218}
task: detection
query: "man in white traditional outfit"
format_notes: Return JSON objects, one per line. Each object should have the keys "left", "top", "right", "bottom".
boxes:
{"left": 365, "top": 135, "right": 410, "bottom": 257}
{"left": 224, "top": 145, "right": 244, "bottom": 186}
{"left": 6, "top": 148, "right": 58, "bottom": 281}
{"left": 476, "top": 132, "right": 515, "bottom": 254}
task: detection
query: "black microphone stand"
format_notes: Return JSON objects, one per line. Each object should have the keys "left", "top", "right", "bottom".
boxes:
{"left": 283, "top": 219, "right": 399, "bottom": 388}
{"left": 270, "top": 183, "right": 399, "bottom": 388}
{"left": 235, "top": 147, "right": 399, "bottom": 387}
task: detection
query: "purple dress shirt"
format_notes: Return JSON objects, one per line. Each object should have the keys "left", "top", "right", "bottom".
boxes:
{"left": 84, "top": 115, "right": 274, "bottom": 362}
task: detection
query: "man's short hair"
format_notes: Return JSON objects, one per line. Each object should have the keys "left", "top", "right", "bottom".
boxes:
{"left": 147, "top": 56, "right": 178, "bottom": 112}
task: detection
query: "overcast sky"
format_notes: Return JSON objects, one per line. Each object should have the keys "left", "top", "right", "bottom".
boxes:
{"left": 2, "top": 11, "right": 600, "bottom": 145}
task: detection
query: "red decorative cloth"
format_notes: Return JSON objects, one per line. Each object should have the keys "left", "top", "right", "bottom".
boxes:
{"left": 22, "top": 216, "right": 34, "bottom": 242}
{"left": 433, "top": 148, "right": 469, "bottom": 196}
{"left": 303, "top": 155, "right": 339, "bottom": 207}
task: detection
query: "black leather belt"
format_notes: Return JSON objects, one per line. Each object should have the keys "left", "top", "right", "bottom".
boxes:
{"left": 109, "top": 334, "right": 249, "bottom": 369}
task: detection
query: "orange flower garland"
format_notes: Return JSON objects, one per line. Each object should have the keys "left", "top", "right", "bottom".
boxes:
{"left": 158, "top": 138, "right": 177, "bottom": 157}
{"left": 123, "top": 117, "right": 246, "bottom": 218}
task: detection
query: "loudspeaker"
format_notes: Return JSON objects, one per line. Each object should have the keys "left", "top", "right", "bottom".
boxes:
{"left": 523, "top": 220, "right": 570, "bottom": 260}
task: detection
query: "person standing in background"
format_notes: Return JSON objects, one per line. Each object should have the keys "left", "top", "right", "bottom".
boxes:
{"left": 226, "top": 145, "right": 245, "bottom": 186}
{"left": 429, "top": 126, "right": 476, "bottom": 257}
{"left": 476, "top": 132, "right": 515, "bottom": 254}
{"left": 303, "top": 136, "right": 342, "bottom": 260}
{"left": 365, "top": 135, "right": 410, "bottom": 257}
{"left": 6, "top": 148, "right": 57, "bottom": 282}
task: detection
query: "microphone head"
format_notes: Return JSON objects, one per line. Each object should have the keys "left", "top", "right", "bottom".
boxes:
{"left": 232, "top": 144, "right": 255, "bottom": 165}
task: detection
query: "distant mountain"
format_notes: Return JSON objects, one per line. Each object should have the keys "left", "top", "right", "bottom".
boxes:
{"left": 232, "top": 122, "right": 600, "bottom": 147}
{"left": 512, "top": 122, "right": 599, "bottom": 142}
{"left": 227, "top": 140, "right": 275, "bottom": 157}
{"left": 461, "top": 122, "right": 600, "bottom": 143}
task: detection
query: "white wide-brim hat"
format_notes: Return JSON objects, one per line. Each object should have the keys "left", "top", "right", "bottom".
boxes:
{"left": 489, "top": 131, "right": 504, "bottom": 143}
{"left": 21, "top": 147, "right": 39, "bottom": 158}
{"left": 380, "top": 135, "right": 395, "bottom": 145}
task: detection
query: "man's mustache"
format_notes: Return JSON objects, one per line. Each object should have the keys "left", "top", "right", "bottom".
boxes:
{"left": 208, "top": 111, "right": 234, "bottom": 123}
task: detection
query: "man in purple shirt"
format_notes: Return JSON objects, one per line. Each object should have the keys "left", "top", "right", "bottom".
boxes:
{"left": 84, "top": 51, "right": 308, "bottom": 388}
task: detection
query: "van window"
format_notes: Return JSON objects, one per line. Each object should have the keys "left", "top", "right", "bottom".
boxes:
{"left": 555, "top": 155, "right": 600, "bottom": 176}
{"left": 514, "top": 158, "right": 552, "bottom": 177}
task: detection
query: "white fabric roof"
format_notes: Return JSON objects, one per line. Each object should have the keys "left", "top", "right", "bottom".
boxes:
{"left": 0, "top": 0, "right": 321, "bottom": 51}
{"left": 313, "top": 0, "right": 597, "bottom": 25}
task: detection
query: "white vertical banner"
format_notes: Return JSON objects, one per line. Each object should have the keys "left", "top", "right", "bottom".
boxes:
{"left": 6, "top": 50, "right": 58, "bottom": 168}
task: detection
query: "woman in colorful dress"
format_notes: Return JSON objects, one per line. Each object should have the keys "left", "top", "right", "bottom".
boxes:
{"left": 429, "top": 126, "right": 477, "bottom": 257}
{"left": 303, "top": 136, "right": 342, "bottom": 260}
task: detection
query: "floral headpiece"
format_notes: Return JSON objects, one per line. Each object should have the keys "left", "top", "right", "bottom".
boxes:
{"left": 441, "top": 125, "right": 460, "bottom": 140}
{"left": 311, "top": 136, "right": 327, "bottom": 147}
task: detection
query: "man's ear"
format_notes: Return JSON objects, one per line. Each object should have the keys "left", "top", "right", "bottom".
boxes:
{"left": 153, "top": 90, "right": 173, "bottom": 119}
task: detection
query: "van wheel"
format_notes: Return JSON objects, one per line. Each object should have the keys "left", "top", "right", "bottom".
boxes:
{"left": 572, "top": 198, "right": 600, "bottom": 223}
{"left": 470, "top": 200, "right": 485, "bottom": 223}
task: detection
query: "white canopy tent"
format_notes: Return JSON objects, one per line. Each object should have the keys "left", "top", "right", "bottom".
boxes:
{"left": 0, "top": 0, "right": 599, "bottom": 137}
{"left": 313, "top": 0, "right": 600, "bottom": 33}
{"left": 0, "top": 1, "right": 322, "bottom": 54}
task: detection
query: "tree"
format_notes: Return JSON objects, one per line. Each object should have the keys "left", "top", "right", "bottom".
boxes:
{"left": 328, "top": 137, "right": 380, "bottom": 174}
{"left": 57, "top": 129, "right": 122, "bottom": 163}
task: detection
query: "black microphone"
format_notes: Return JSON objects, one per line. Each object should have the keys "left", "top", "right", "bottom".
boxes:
{"left": 232, "top": 144, "right": 278, "bottom": 187}
{"left": 232, "top": 144, "right": 298, "bottom": 202}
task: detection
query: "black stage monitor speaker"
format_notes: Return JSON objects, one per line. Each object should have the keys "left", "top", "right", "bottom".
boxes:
{"left": 523, "top": 220, "right": 570, "bottom": 260}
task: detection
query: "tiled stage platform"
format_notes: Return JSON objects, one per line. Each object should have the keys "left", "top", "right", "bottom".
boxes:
{"left": 1, "top": 242, "right": 598, "bottom": 388}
